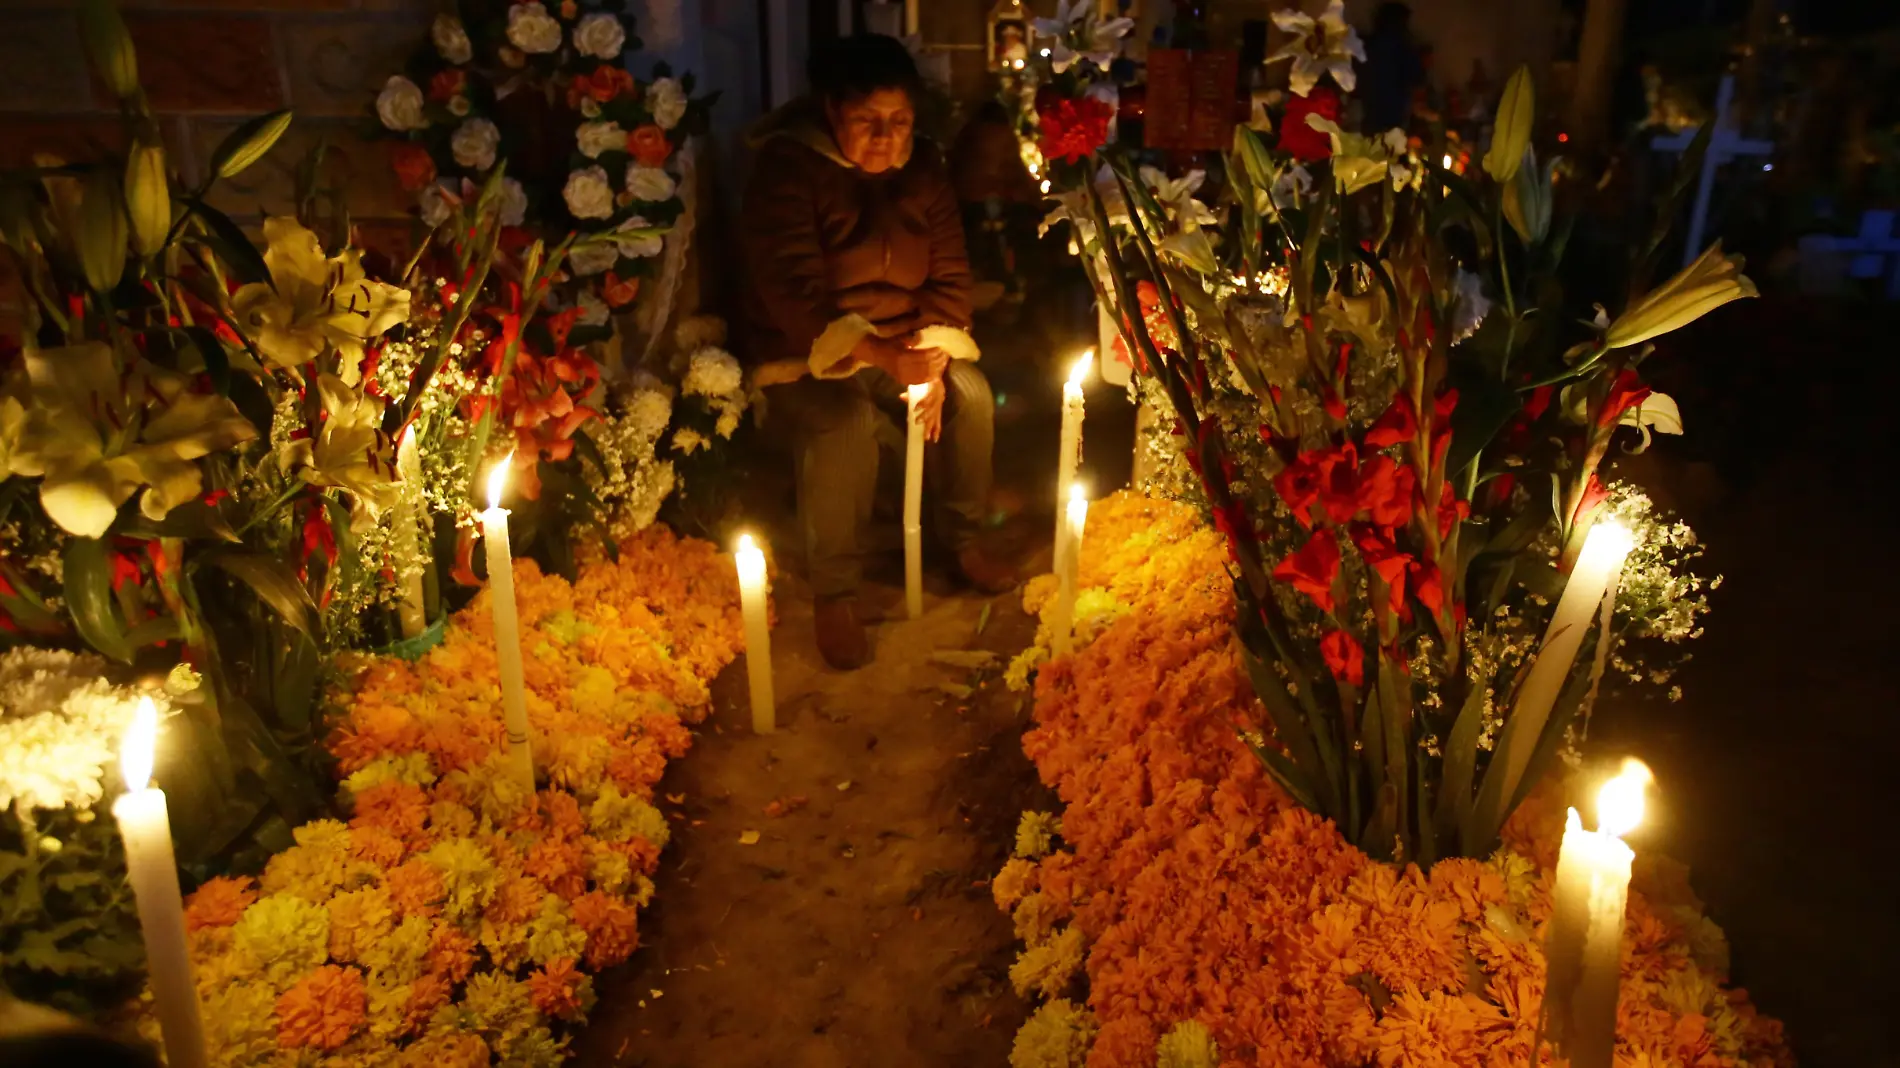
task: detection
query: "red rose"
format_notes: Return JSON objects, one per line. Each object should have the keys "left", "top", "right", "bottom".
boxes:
{"left": 1598, "top": 368, "right": 1652, "bottom": 428}
{"left": 626, "top": 123, "right": 671, "bottom": 167}
{"left": 602, "top": 271, "right": 640, "bottom": 308}
{"left": 1320, "top": 628, "right": 1365, "bottom": 688}
{"left": 568, "top": 66, "right": 635, "bottom": 108}
{"left": 428, "top": 69, "right": 466, "bottom": 104}
{"left": 1272, "top": 527, "right": 1341, "bottom": 615}
{"left": 389, "top": 143, "right": 437, "bottom": 192}
{"left": 1037, "top": 95, "right": 1113, "bottom": 164}
{"left": 1278, "top": 87, "right": 1339, "bottom": 162}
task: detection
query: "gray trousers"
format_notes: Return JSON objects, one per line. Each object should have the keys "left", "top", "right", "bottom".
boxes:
{"left": 767, "top": 361, "right": 994, "bottom": 599}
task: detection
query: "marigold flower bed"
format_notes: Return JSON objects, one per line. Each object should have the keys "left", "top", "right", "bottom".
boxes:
{"left": 164, "top": 527, "right": 744, "bottom": 1067}
{"left": 998, "top": 492, "right": 1791, "bottom": 1068}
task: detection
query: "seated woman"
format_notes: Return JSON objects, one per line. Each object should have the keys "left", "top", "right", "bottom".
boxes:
{"left": 740, "top": 34, "right": 1014, "bottom": 671}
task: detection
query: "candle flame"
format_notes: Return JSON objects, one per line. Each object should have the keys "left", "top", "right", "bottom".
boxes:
{"left": 121, "top": 696, "right": 158, "bottom": 792}
{"left": 737, "top": 533, "right": 756, "bottom": 555}
{"left": 907, "top": 382, "right": 931, "bottom": 403}
{"left": 1067, "top": 351, "right": 1094, "bottom": 389}
{"left": 1582, "top": 520, "right": 1637, "bottom": 570}
{"left": 486, "top": 453, "right": 514, "bottom": 511}
{"left": 1596, "top": 757, "right": 1652, "bottom": 838}
{"left": 1442, "top": 153, "right": 1454, "bottom": 170}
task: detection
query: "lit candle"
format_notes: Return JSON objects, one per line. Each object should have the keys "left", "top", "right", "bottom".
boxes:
{"left": 1544, "top": 759, "right": 1653, "bottom": 1068}
{"left": 480, "top": 454, "right": 536, "bottom": 793}
{"left": 733, "top": 534, "right": 775, "bottom": 734}
{"left": 904, "top": 382, "right": 929, "bottom": 620}
{"left": 114, "top": 697, "right": 208, "bottom": 1068}
{"left": 1051, "top": 484, "right": 1089, "bottom": 657}
{"left": 395, "top": 426, "right": 427, "bottom": 639}
{"left": 1054, "top": 351, "right": 1091, "bottom": 568}
{"left": 1498, "top": 521, "right": 1635, "bottom": 805}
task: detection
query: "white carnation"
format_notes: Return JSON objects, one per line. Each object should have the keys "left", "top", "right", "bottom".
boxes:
{"left": 450, "top": 118, "right": 501, "bottom": 171}
{"left": 646, "top": 76, "right": 688, "bottom": 130}
{"left": 576, "top": 120, "right": 627, "bottom": 160}
{"left": 682, "top": 347, "right": 743, "bottom": 397}
{"left": 432, "top": 14, "right": 473, "bottom": 64}
{"left": 611, "top": 215, "right": 664, "bottom": 259}
{"left": 376, "top": 76, "right": 429, "bottom": 132}
{"left": 419, "top": 181, "right": 458, "bottom": 228}
{"left": 567, "top": 241, "right": 620, "bottom": 276}
{"left": 624, "top": 165, "right": 676, "bottom": 203}
{"left": 573, "top": 14, "right": 627, "bottom": 60}
{"left": 563, "top": 165, "right": 615, "bottom": 220}
{"left": 576, "top": 288, "right": 610, "bottom": 327}
{"left": 497, "top": 177, "right": 528, "bottom": 227}
{"left": 507, "top": 1, "right": 564, "bottom": 54}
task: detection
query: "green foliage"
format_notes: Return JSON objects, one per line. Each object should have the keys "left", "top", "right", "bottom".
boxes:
{"left": 0, "top": 804, "right": 144, "bottom": 1014}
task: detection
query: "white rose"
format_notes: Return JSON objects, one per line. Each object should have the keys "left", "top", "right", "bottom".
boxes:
{"left": 576, "top": 288, "right": 610, "bottom": 327}
{"left": 576, "top": 120, "right": 626, "bottom": 160}
{"left": 573, "top": 14, "right": 626, "bottom": 60}
{"left": 450, "top": 118, "right": 500, "bottom": 172}
{"left": 418, "top": 182, "right": 457, "bottom": 228}
{"left": 376, "top": 76, "right": 428, "bottom": 132}
{"left": 507, "top": 2, "right": 563, "bottom": 54}
{"left": 612, "top": 215, "right": 665, "bottom": 259}
{"left": 432, "top": 14, "right": 472, "bottom": 64}
{"left": 497, "top": 178, "right": 528, "bottom": 227}
{"left": 624, "top": 165, "right": 676, "bottom": 203}
{"left": 646, "top": 76, "right": 688, "bottom": 130}
{"left": 567, "top": 241, "right": 620, "bottom": 276}
{"left": 562, "top": 165, "right": 614, "bottom": 220}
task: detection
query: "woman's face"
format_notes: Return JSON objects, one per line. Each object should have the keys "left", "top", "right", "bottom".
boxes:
{"left": 826, "top": 88, "right": 916, "bottom": 174}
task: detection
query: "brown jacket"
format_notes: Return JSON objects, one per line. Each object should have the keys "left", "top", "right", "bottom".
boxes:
{"left": 740, "top": 100, "right": 978, "bottom": 380}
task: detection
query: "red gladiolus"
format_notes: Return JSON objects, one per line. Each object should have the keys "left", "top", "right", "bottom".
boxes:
{"left": 1319, "top": 627, "right": 1365, "bottom": 688}
{"left": 1350, "top": 524, "right": 1411, "bottom": 620}
{"left": 1410, "top": 558, "right": 1446, "bottom": 619}
{"left": 1277, "top": 87, "right": 1339, "bottom": 162}
{"left": 544, "top": 307, "right": 581, "bottom": 352}
{"left": 1356, "top": 454, "right": 1414, "bottom": 530}
{"left": 1314, "top": 442, "right": 1362, "bottom": 526}
{"left": 1037, "top": 95, "right": 1113, "bottom": 164}
{"left": 1429, "top": 388, "right": 1459, "bottom": 470}
{"left": 1437, "top": 481, "right": 1469, "bottom": 538}
{"left": 1272, "top": 527, "right": 1341, "bottom": 614}
{"left": 1598, "top": 368, "right": 1652, "bottom": 427}
{"left": 389, "top": 143, "right": 437, "bottom": 192}
{"left": 1364, "top": 394, "right": 1416, "bottom": 449}
{"left": 1273, "top": 451, "right": 1324, "bottom": 528}
{"left": 109, "top": 552, "right": 142, "bottom": 592}
{"left": 1523, "top": 384, "right": 1554, "bottom": 421}
{"left": 1572, "top": 472, "right": 1611, "bottom": 526}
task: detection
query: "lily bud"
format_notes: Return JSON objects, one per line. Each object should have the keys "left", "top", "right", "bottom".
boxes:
{"left": 125, "top": 139, "right": 170, "bottom": 257}
{"left": 1483, "top": 66, "right": 1534, "bottom": 182}
{"left": 76, "top": 168, "right": 128, "bottom": 294}
{"left": 1502, "top": 150, "right": 1551, "bottom": 246}
{"left": 79, "top": 0, "right": 140, "bottom": 101}
{"left": 1605, "top": 242, "right": 1758, "bottom": 350}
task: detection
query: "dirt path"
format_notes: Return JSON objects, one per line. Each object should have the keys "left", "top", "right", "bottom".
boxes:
{"left": 571, "top": 574, "right": 1048, "bottom": 1068}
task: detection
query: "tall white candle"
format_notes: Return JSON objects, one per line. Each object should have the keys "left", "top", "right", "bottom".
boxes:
{"left": 1051, "top": 484, "right": 1089, "bottom": 657}
{"left": 904, "top": 382, "right": 929, "bottom": 620}
{"left": 1054, "top": 350, "right": 1092, "bottom": 566}
{"left": 734, "top": 534, "right": 775, "bottom": 734}
{"left": 1544, "top": 759, "right": 1652, "bottom": 1068}
{"left": 395, "top": 426, "right": 427, "bottom": 639}
{"left": 1500, "top": 521, "right": 1635, "bottom": 805}
{"left": 480, "top": 455, "right": 536, "bottom": 793}
{"left": 114, "top": 697, "right": 207, "bottom": 1068}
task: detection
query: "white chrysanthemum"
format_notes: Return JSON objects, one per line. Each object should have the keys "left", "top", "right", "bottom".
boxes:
{"left": 714, "top": 407, "right": 741, "bottom": 438}
{"left": 626, "top": 388, "right": 674, "bottom": 442}
{"left": 432, "top": 14, "right": 473, "bottom": 64}
{"left": 376, "top": 76, "right": 428, "bottom": 132}
{"left": 624, "top": 165, "right": 676, "bottom": 203}
{"left": 563, "top": 166, "right": 615, "bottom": 220}
{"left": 681, "top": 347, "right": 743, "bottom": 398}
{"left": 573, "top": 13, "right": 626, "bottom": 60}
{"left": 670, "top": 426, "right": 709, "bottom": 455}
{"left": 451, "top": 118, "right": 501, "bottom": 172}
{"left": 506, "top": 2, "right": 563, "bottom": 54}
{"left": 645, "top": 77, "right": 688, "bottom": 130}
{"left": 0, "top": 651, "right": 172, "bottom": 813}
{"left": 576, "top": 120, "right": 627, "bottom": 160}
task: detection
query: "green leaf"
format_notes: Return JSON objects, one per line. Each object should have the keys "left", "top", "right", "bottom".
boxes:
{"left": 1377, "top": 653, "right": 1412, "bottom": 856}
{"left": 187, "top": 200, "right": 270, "bottom": 287}
{"left": 211, "top": 109, "right": 293, "bottom": 180}
{"left": 1444, "top": 371, "right": 1522, "bottom": 477}
{"left": 63, "top": 537, "right": 133, "bottom": 663}
{"left": 1242, "top": 647, "right": 1342, "bottom": 819}
{"left": 182, "top": 324, "right": 232, "bottom": 394}
{"left": 1484, "top": 66, "right": 1535, "bottom": 182}
{"left": 1242, "top": 731, "right": 1322, "bottom": 813}
{"left": 125, "top": 617, "right": 182, "bottom": 648}
{"left": 1434, "top": 676, "right": 1492, "bottom": 845}
{"left": 200, "top": 550, "right": 317, "bottom": 638}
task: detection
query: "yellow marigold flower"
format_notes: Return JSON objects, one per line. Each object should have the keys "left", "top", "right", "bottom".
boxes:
{"left": 1013, "top": 891, "right": 1057, "bottom": 946}
{"left": 327, "top": 886, "right": 395, "bottom": 965}
{"left": 1156, "top": 1020, "right": 1220, "bottom": 1068}
{"left": 583, "top": 839, "right": 633, "bottom": 894}
{"left": 341, "top": 752, "right": 439, "bottom": 796}
{"left": 545, "top": 730, "right": 615, "bottom": 795}
{"left": 586, "top": 784, "right": 669, "bottom": 848}
{"left": 360, "top": 915, "right": 434, "bottom": 985}
{"left": 232, "top": 893, "right": 331, "bottom": 992}
{"left": 1010, "top": 998, "right": 1096, "bottom": 1068}
{"left": 428, "top": 800, "right": 478, "bottom": 839}
{"left": 421, "top": 837, "right": 499, "bottom": 924}
{"left": 277, "top": 964, "right": 369, "bottom": 1051}
{"left": 523, "top": 895, "right": 588, "bottom": 967}
{"left": 480, "top": 915, "right": 532, "bottom": 973}
{"left": 496, "top": 1024, "right": 568, "bottom": 1067}
{"left": 460, "top": 972, "right": 540, "bottom": 1045}
{"left": 395, "top": 1030, "right": 489, "bottom": 1068}
{"left": 1009, "top": 923, "right": 1086, "bottom": 998}
{"left": 993, "top": 858, "right": 1036, "bottom": 911}
{"left": 1015, "top": 811, "right": 1061, "bottom": 859}
{"left": 443, "top": 753, "right": 534, "bottom": 825}
{"left": 199, "top": 979, "right": 279, "bottom": 1066}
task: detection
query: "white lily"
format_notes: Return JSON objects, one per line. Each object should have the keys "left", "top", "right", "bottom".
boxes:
{"left": 229, "top": 218, "right": 412, "bottom": 384}
{"left": 1139, "top": 166, "right": 1217, "bottom": 232}
{"left": 276, "top": 373, "right": 401, "bottom": 523}
{"left": 1041, "top": 164, "right": 1127, "bottom": 240}
{"left": 1619, "top": 391, "right": 1683, "bottom": 450}
{"left": 1304, "top": 116, "right": 1390, "bottom": 194}
{"left": 1033, "top": 0, "right": 1133, "bottom": 73}
{"left": 1268, "top": 0, "right": 1365, "bottom": 97}
{"left": 6, "top": 342, "right": 256, "bottom": 537}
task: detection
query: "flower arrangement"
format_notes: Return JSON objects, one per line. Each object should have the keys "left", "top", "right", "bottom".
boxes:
{"left": 1034, "top": 27, "right": 1754, "bottom": 861}
{"left": 376, "top": 0, "right": 716, "bottom": 335}
{"left": 998, "top": 490, "right": 1789, "bottom": 1068}
{"left": 153, "top": 525, "right": 744, "bottom": 1065}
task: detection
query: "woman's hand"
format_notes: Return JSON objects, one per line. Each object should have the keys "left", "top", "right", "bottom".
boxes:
{"left": 913, "top": 372, "right": 947, "bottom": 442}
{"left": 854, "top": 332, "right": 946, "bottom": 386}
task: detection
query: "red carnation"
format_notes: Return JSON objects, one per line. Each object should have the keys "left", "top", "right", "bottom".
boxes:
{"left": 428, "top": 69, "right": 466, "bottom": 104}
{"left": 1038, "top": 95, "right": 1113, "bottom": 164}
{"left": 1272, "top": 527, "right": 1341, "bottom": 615}
{"left": 389, "top": 143, "right": 437, "bottom": 192}
{"left": 1320, "top": 628, "right": 1365, "bottom": 688}
{"left": 1278, "top": 87, "right": 1339, "bottom": 162}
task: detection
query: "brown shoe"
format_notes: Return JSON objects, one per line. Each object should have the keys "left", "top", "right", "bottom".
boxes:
{"left": 813, "top": 597, "right": 871, "bottom": 670}
{"left": 954, "top": 545, "right": 1020, "bottom": 595}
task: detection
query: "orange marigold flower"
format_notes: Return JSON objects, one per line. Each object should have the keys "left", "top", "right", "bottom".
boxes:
{"left": 527, "top": 957, "right": 592, "bottom": 1021}
{"left": 426, "top": 922, "right": 477, "bottom": 984}
{"left": 349, "top": 781, "right": 432, "bottom": 845}
{"left": 276, "top": 965, "right": 367, "bottom": 1050}
{"left": 525, "top": 837, "right": 589, "bottom": 900}
{"left": 571, "top": 889, "right": 641, "bottom": 968}
{"left": 184, "top": 875, "right": 257, "bottom": 931}
{"left": 383, "top": 859, "right": 446, "bottom": 920}
{"left": 350, "top": 824, "right": 407, "bottom": 869}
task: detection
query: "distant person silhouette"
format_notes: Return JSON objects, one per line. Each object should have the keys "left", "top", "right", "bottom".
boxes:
{"left": 1359, "top": 2, "right": 1425, "bottom": 132}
